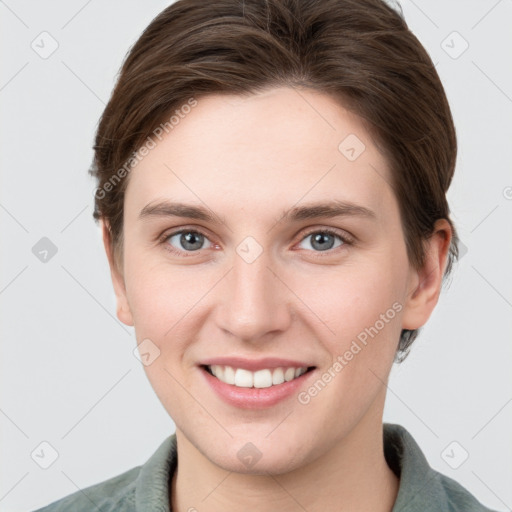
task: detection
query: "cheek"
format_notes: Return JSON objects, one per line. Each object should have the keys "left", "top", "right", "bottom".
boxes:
{"left": 293, "top": 265, "right": 404, "bottom": 418}
{"left": 295, "top": 255, "right": 406, "bottom": 340}
{"left": 291, "top": 255, "right": 407, "bottom": 411}
{"left": 123, "top": 247, "right": 208, "bottom": 336}
{"left": 124, "top": 239, "right": 408, "bottom": 355}
{"left": 123, "top": 255, "right": 207, "bottom": 419}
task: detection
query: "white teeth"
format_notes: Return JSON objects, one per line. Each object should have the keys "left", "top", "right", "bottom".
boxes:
{"left": 234, "top": 368, "right": 253, "bottom": 388}
{"left": 223, "top": 365, "right": 236, "bottom": 385}
{"left": 253, "top": 369, "right": 273, "bottom": 388}
{"left": 272, "top": 367, "right": 285, "bottom": 385}
{"left": 284, "top": 367, "right": 296, "bottom": 382}
{"left": 211, "top": 365, "right": 223, "bottom": 380}
{"left": 208, "top": 365, "right": 309, "bottom": 388}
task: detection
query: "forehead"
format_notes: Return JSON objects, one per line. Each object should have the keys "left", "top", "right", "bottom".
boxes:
{"left": 124, "top": 87, "right": 395, "bottom": 224}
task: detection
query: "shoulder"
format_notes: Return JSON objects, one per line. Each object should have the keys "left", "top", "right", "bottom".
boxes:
{"left": 435, "top": 471, "right": 499, "bottom": 512}
{"left": 31, "top": 465, "right": 140, "bottom": 512}
{"left": 31, "top": 435, "right": 177, "bottom": 512}
{"left": 383, "top": 423, "right": 499, "bottom": 512}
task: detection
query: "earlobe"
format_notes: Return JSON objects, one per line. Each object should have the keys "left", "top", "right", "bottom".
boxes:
{"left": 100, "top": 219, "right": 134, "bottom": 327}
{"left": 401, "top": 219, "right": 452, "bottom": 331}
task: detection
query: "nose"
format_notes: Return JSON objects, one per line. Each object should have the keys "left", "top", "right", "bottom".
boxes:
{"left": 215, "top": 244, "right": 292, "bottom": 342}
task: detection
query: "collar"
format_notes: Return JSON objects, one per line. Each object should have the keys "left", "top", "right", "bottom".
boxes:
{"left": 384, "top": 422, "right": 445, "bottom": 512}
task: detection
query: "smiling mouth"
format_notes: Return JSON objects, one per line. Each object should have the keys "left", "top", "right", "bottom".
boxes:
{"left": 202, "top": 364, "right": 316, "bottom": 389}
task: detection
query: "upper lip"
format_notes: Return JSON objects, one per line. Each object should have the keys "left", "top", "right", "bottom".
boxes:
{"left": 200, "top": 357, "right": 315, "bottom": 372}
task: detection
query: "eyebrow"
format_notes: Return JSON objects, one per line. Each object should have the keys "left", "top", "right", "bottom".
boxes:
{"left": 138, "top": 199, "right": 376, "bottom": 225}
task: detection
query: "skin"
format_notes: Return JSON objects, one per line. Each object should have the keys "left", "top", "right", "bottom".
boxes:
{"left": 101, "top": 86, "right": 451, "bottom": 512}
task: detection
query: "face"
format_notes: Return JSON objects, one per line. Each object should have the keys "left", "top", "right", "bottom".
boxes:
{"left": 105, "top": 86, "right": 442, "bottom": 474}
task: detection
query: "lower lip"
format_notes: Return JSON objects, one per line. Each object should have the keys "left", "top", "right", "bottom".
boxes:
{"left": 200, "top": 366, "right": 315, "bottom": 409}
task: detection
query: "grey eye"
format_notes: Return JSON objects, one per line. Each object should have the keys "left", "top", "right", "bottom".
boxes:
{"left": 167, "top": 231, "right": 212, "bottom": 252}
{"left": 299, "top": 232, "right": 344, "bottom": 252}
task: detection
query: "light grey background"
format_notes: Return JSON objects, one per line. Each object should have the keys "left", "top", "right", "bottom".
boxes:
{"left": 1, "top": 1, "right": 511, "bottom": 511}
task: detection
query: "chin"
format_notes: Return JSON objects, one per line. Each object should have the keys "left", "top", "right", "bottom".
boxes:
{"left": 200, "top": 433, "right": 310, "bottom": 476}
{"left": 215, "top": 449, "right": 305, "bottom": 476}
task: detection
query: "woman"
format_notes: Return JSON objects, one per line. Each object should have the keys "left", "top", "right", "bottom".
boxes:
{"left": 34, "top": 0, "right": 498, "bottom": 510}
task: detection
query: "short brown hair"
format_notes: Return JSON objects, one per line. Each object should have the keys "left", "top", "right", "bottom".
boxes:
{"left": 90, "top": 0, "right": 459, "bottom": 362}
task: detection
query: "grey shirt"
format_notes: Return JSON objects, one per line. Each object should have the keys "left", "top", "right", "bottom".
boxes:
{"left": 33, "top": 423, "right": 498, "bottom": 511}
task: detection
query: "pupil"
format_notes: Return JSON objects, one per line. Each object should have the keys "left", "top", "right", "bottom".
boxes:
{"left": 182, "top": 232, "right": 202, "bottom": 251}
{"left": 312, "top": 233, "right": 334, "bottom": 251}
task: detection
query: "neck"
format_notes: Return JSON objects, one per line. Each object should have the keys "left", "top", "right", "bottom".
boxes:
{"left": 171, "top": 395, "right": 399, "bottom": 512}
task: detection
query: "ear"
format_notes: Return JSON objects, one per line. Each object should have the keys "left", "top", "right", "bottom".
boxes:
{"left": 100, "top": 219, "right": 134, "bottom": 326}
{"left": 401, "top": 219, "right": 452, "bottom": 331}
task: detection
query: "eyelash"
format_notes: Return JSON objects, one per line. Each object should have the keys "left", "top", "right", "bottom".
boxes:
{"left": 158, "top": 226, "right": 355, "bottom": 258}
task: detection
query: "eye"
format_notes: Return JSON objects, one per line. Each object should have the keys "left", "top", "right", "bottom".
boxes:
{"left": 159, "top": 227, "right": 353, "bottom": 257}
{"left": 163, "top": 229, "right": 213, "bottom": 254}
{"left": 297, "top": 228, "right": 352, "bottom": 253}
